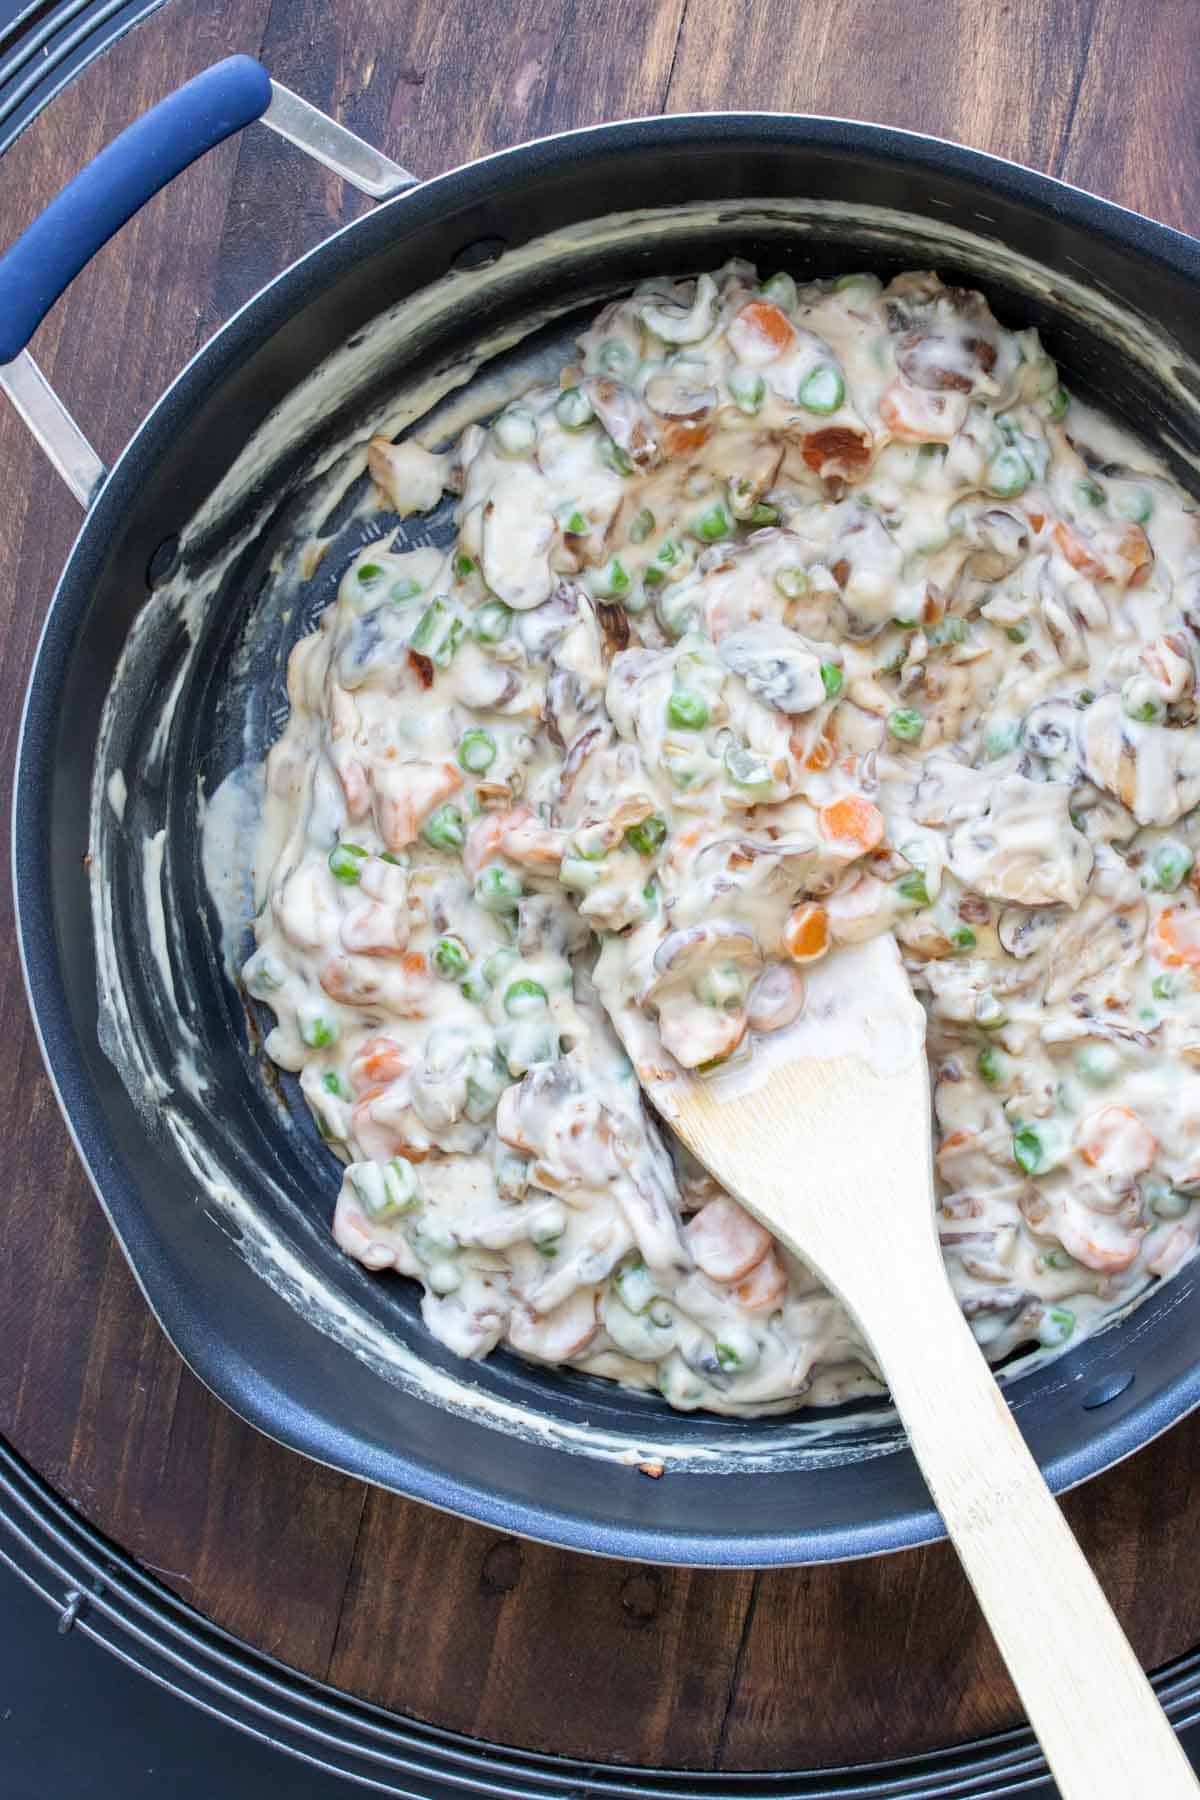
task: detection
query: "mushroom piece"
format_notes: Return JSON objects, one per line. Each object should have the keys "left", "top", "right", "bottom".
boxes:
{"left": 642, "top": 921, "right": 763, "bottom": 1071}
{"left": 643, "top": 369, "right": 719, "bottom": 419}
{"left": 1077, "top": 691, "right": 1200, "bottom": 827}
{"left": 581, "top": 376, "right": 657, "bottom": 465}
{"left": 366, "top": 436, "right": 448, "bottom": 515}
{"left": 997, "top": 904, "right": 1062, "bottom": 959}
{"left": 638, "top": 272, "right": 719, "bottom": 345}
{"left": 946, "top": 774, "right": 1093, "bottom": 907}
{"left": 1020, "top": 698, "right": 1080, "bottom": 771}
{"left": 716, "top": 623, "right": 827, "bottom": 714}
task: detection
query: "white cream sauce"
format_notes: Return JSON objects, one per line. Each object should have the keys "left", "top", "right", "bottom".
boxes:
{"left": 241, "top": 263, "right": 1200, "bottom": 1412}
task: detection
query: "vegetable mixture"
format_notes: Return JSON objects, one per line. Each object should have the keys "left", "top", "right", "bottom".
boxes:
{"left": 246, "top": 262, "right": 1200, "bottom": 1414}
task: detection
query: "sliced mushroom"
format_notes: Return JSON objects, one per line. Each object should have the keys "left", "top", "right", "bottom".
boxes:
{"left": 643, "top": 370, "right": 718, "bottom": 419}
{"left": 1021, "top": 698, "right": 1078, "bottom": 764}
{"left": 366, "top": 436, "right": 448, "bottom": 516}
{"left": 997, "top": 904, "right": 1062, "bottom": 958}
{"left": 581, "top": 376, "right": 657, "bottom": 465}
{"left": 716, "top": 624, "right": 826, "bottom": 714}
{"left": 638, "top": 272, "right": 718, "bottom": 345}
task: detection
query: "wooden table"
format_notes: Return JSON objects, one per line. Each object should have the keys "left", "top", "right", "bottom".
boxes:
{"left": 3, "top": 0, "right": 1200, "bottom": 1774}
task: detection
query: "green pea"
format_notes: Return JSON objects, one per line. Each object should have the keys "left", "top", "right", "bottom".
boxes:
{"left": 1122, "top": 688, "right": 1166, "bottom": 725}
{"left": 1040, "top": 1306, "right": 1076, "bottom": 1347}
{"left": 1012, "top": 1123, "right": 1048, "bottom": 1175}
{"left": 888, "top": 706, "right": 925, "bottom": 744}
{"left": 475, "top": 865, "right": 523, "bottom": 913}
{"left": 986, "top": 447, "right": 1032, "bottom": 498}
{"left": 1044, "top": 384, "right": 1070, "bottom": 420}
{"left": 774, "top": 565, "right": 808, "bottom": 600}
{"left": 454, "top": 551, "right": 477, "bottom": 579}
{"left": 761, "top": 271, "right": 797, "bottom": 312}
{"left": 592, "top": 557, "right": 631, "bottom": 598}
{"left": 624, "top": 813, "right": 668, "bottom": 856}
{"left": 483, "top": 946, "right": 519, "bottom": 985}
{"left": 975, "top": 989, "right": 1008, "bottom": 1030}
{"left": 1074, "top": 688, "right": 1096, "bottom": 709}
{"left": 694, "top": 503, "right": 733, "bottom": 542}
{"left": 629, "top": 507, "right": 655, "bottom": 544}
{"left": 390, "top": 575, "right": 423, "bottom": 602}
{"left": 599, "top": 434, "right": 634, "bottom": 476}
{"left": 458, "top": 728, "right": 497, "bottom": 774}
{"left": 555, "top": 385, "right": 594, "bottom": 430}
{"left": 321, "top": 1070, "right": 344, "bottom": 1096}
{"left": 422, "top": 804, "right": 466, "bottom": 852}
{"left": 1005, "top": 621, "right": 1031, "bottom": 644}
{"left": 558, "top": 503, "right": 589, "bottom": 536}
{"left": 598, "top": 338, "right": 635, "bottom": 377}
{"left": 748, "top": 502, "right": 779, "bottom": 526}
{"left": 642, "top": 564, "right": 666, "bottom": 591}
{"left": 977, "top": 1045, "right": 1007, "bottom": 1087}
{"left": 243, "top": 952, "right": 284, "bottom": 997}
{"left": 1115, "top": 487, "right": 1154, "bottom": 524}
{"left": 300, "top": 1010, "right": 337, "bottom": 1050}
{"left": 494, "top": 407, "right": 537, "bottom": 456}
{"left": 656, "top": 537, "right": 683, "bottom": 567}
{"left": 472, "top": 600, "right": 512, "bottom": 644}
{"left": 982, "top": 719, "right": 1021, "bottom": 759}
{"left": 432, "top": 936, "right": 470, "bottom": 981}
{"left": 667, "top": 688, "right": 710, "bottom": 730}
{"left": 615, "top": 1256, "right": 658, "bottom": 1315}
{"left": 357, "top": 562, "right": 384, "bottom": 584}
{"left": 1149, "top": 1183, "right": 1191, "bottom": 1220}
{"left": 1152, "top": 972, "right": 1176, "bottom": 1001}
{"left": 728, "top": 366, "right": 765, "bottom": 415}
{"left": 820, "top": 662, "right": 843, "bottom": 699}
{"left": 1076, "top": 476, "right": 1106, "bottom": 508}
{"left": 950, "top": 924, "right": 977, "bottom": 953}
{"left": 714, "top": 1341, "right": 745, "bottom": 1373}
{"left": 798, "top": 364, "right": 844, "bottom": 414}
{"left": 1146, "top": 840, "right": 1194, "bottom": 893}
{"left": 328, "top": 842, "right": 368, "bottom": 884}
{"left": 896, "top": 870, "right": 929, "bottom": 907}
{"left": 460, "top": 968, "right": 492, "bottom": 1005}
{"left": 1076, "top": 1043, "right": 1121, "bottom": 1086}
{"left": 504, "top": 977, "right": 548, "bottom": 1016}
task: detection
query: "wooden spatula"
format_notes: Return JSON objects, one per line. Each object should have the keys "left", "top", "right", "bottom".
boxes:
{"left": 636, "top": 932, "right": 1198, "bottom": 1798}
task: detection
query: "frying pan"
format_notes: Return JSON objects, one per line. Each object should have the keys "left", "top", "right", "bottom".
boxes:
{"left": 7, "top": 56, "right": 1200, "bottom": 1567}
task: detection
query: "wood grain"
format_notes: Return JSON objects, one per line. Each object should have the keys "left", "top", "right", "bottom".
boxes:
{"left": 2, "top": 0, "right": 1200, "bottom": 1774}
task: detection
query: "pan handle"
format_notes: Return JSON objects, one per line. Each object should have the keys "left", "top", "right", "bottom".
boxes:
{"left": 0, "top": 54, "right": 416, "bottom": 504}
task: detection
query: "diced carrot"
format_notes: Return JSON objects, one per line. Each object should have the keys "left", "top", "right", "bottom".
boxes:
{"left": 1076, "top": 1105, "right": 1157, "bottom": 1177}
{"left": 1052, "top": 521, "right": 1107, "bottom": 581}
{"left": 684, "top": 1196, "right": 771, "bottom": 1283}
{"left": 878, "top": 380, "right": 961, "bottom": 444}
{"left": 350, "top": 1036, "right": 411, "bottom": 1089}
{"left": 733, "top": 1247, "right": 787, "bottom": 1312}
{"left": 662, "top": 418, "right": 713, "bottom": 456}
{"left": 1118, "top": 523, "right": 1153, "bottom": 586}
{"left": 730, "top": 299, "right": 796, "bottom": 359}
{"left": 818, "top": 795, "right": 885, "bottom": 852}
{"left": 401, "top": 951, "right": 428, "bottom": 979}
{"left": 802, "top": 718, "right": 837, "bottom": 772}
{"left": 783, "top": 901, "right": 830, "bottom": 963}
{"left": 463, "top": 810, "right": 509, "bottom": 879}
{"left": 1153, "top": 907, "right": 1200, "bottom": 969}
{"left": 1025, "top": 507, "right": 1047, "bottom": 533}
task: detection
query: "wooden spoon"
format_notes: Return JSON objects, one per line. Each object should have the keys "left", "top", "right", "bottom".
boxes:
{"left": 635, "top": 933, "right": 1198, "bottom": 1798}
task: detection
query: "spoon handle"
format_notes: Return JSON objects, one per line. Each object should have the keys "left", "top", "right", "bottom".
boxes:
{"left": 871, "top": 1268, "right": 1198, "bottom": 1798}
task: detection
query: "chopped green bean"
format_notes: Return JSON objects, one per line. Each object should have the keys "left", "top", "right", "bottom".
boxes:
{"left": 629, "top": 507, "right": 655, "bottom": 543}
{"left": 896, "top": 869, "right": 930, "bottom": 906}
{"left": 819, "top": 661, "right": 843, "bottom": 699}
{"left": 723, "top": 744, "right": 773, "bottom": 795}
{"left": 693, "top": 502, "right": 733, "bottom": 542}
{"left": 761, "top": 271, "right": 797, "bottom": 312}
{"left": 950, "top": 924, "right": 977, "bottom": 953}
{"left": 458, "top": 728, "right": 497, "bottom": 773}
{"left": 599, "top": 433, "right": 634, "bottom": 476}
{"left": 977, "top": 1045, "right": 1007, "bottom": 1086}
{"left": 625, "top": 813, "right": 668, "bottom": 856}
{"left": 472, "top": 600, "right": 511, "bottom": 643}
{"left": 986, "top": 447, "right": 1032, "bottom": 498}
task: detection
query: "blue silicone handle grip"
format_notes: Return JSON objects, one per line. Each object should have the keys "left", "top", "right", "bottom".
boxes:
{"left": 0, "top": 54, "right": 272, "bottom": 364}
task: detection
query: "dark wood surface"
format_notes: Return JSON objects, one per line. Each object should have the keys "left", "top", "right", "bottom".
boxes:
{"left": 3, "top": 0, "right": 1200, "bottom": 1773}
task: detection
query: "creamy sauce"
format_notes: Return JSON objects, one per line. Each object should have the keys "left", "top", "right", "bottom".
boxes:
{"left": 243, "top": 263, "right": 1200, "bottom": 1413}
